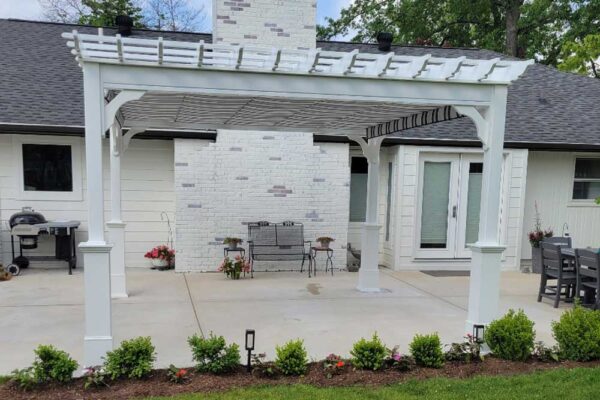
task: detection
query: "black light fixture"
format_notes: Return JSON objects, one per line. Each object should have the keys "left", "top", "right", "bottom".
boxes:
{"left": 473, "top": 324, "right": 485, "bottom": 344}
{"left": 245, "top": 329, "right": 255, "bottom": 372}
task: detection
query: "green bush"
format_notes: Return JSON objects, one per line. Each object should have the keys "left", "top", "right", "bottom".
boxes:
{"left": 188, "top": 333, "right": 240, "bottom": 374}
{"left": 275, "top": 339, "right": 308, "bottom": 376}
{"left": 104, "top": 336, "right": 156, "bottom": 379}
{"left": 350, "top": 333, "right": 387, "bottom": 371}
{"left": 552, "top": 305, "right": 600, "bottom": 361}
{"left": 485, "top": 309, "right": 535, "bottom": 361}
{"left": 409, "top": 333, "right": 444, "bottom": 368}
{"left": 32, "top": 344, "right": 78, "bottom": 383}
{"left": 10, "top": 368, "right": 36, "bottom": 391}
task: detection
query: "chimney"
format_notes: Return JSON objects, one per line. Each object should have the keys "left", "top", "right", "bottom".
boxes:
{"left": 376, "top": 32, "right": 393, "bottom": 52}
{"left": 212, "top": 0, "right": 317, "bottom": 49}
{"left": 115, "top": 15, "right": 134, "bottom": 37}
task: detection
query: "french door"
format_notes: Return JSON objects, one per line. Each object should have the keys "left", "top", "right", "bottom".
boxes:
{"left": 416, "top": 154, "right": 484, "bottom": 259}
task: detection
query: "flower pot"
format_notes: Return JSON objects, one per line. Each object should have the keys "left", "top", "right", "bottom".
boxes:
{"left": 531, "top": 246, "right": 542, "bottom": 274}
{"left": 227, "top": 243, "right": 239, "bottom": 250}
{"left": 318, "top": 240, "right": 331, "bottom": 249}
{"left": 151, "top": 258, "right": 169, "bottom": 268}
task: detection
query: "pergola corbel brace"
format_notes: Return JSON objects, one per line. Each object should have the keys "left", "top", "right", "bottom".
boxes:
{"left": 104, "top": 90, "right": 146, "bottom": 133}
{"left": 454, "top": 105, "right": 490, "bottom": 150}
{"left": 110, "top": 125, "right": 147, "bottom": 156}
{"left": 348, "top": 135, "right": 384, "bottom": 163}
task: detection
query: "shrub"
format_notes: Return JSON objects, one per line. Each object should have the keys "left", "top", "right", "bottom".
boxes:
{"left": 323, "top": 354, "right": 346, "bottom": 378}
{"left": 445, "top": 334, "right": 483, "bottom": 363}
{"left": 32, "top": 344, "right": 78, "bottom": 383}
{"left": 552, "top": 305, "right": 600, "bottom": 361}
{"left": 275, "top": 339, "right": 308, "bottom": 376}
{"left": 409, "top": 333, "right": 444, "bottom": 368}
{"left": 104, "top": 336, "right": 156, "bottom": 379}
{"left": 251, "top": 353, "right": 278, "bottom": 378}
{"left": 485, "top": 309, "right": 535, "bottom": 361}
{"left": 350, "top": 333, "right": 387, "bottom": 371}
{"left": 10, "top": 368, "right": 36, "bottom": 391}
{"left": 188, "top": 333, "right": 240, "bottom": 374}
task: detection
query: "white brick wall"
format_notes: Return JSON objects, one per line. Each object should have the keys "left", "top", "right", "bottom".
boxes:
{"left": 212, "top": 0, "right": 317, "bottom": 49}
{"left": 174, "top": 131, "right": 349, "bottom": 271}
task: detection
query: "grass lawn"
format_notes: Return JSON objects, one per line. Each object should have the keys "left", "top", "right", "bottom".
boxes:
{"left": 145, "top": 367, "right": 600, "bottom": 400}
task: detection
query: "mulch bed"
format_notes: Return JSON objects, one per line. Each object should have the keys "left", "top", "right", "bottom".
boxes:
{"left": 2, "top": 358, "right": 600, "bottom": 400}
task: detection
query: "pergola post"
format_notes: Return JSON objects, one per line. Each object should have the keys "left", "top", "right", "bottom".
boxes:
{"left": 350, "top": 135, "right": 385, "bottom": 292}
{"left": 458, "top": 86, "right": 508, "bottom": 331}
{"left": 80, "top": 63, "right": 113, "bottom": 366}
{"left": 107, "top": 123, "right": 128, "bottom": 298}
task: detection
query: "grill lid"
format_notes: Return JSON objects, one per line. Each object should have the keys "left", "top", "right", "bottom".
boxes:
{"left": 9, "top": 207, "right": 47, "bottom": 227}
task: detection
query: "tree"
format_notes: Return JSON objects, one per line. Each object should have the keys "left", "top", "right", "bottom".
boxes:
{"left": 559, "top": 34, "right": 600, "bottom": 78}
{"left": 78, "top": 0, "right": 144, "bottom": 27}
{"left": 39, "top": 0, "right": 206, "bottom": 32}
{"left": 317, "top": 0, "right": 599, "bottom": 65}
{"left": 143, "top": 0, "right": 206, "bottom": 32}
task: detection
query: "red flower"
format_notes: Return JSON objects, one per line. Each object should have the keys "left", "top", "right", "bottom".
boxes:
{"left": 336, "top": 361, "right": 344, "bottom": 368}
{"left": 176, "top": 369, "right": 187, "bottom": 378}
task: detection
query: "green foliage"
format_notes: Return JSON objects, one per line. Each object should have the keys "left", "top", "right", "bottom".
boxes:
{"left": 10, "top": 368, "right": 36, "bottom": 391}
{"left": 317, "top": 0, "right": 600, "bottom": 66}
{"left": 349, "top": 333, "right": 387, "bottom": 371}
{"left": 485, "top": 309, "right": 535, "bottom": 361}
{"left": 167, "top": 365, "right": 190, "bottom": 384}
{"left": 275, "top": 339, "right": 308, "bottom": 376}
{"left": 32, "top": 344, "right": 78, "bottom": 383}
{"left": 104, "top": 336, "right": 156, "bottom": 379}
{"left": 251, "top": 353, "right": 278, "bottom": 378}
{"left": 409, "top": 333, "right": 444, "bottom": 368}
{"left": 83, "top": 366, "right": 109, "bottom": 389}
{"left": 79, "top": 0, "right": 144, "bottom": 27}
{"left": 445, "top": 335, "right": 483, "bottom": 363}
{"left": 188, "top": 333, "right": 240, "bottom": 374}
{"left": 533, "top": 341, "right": 560, "bottom": 363}
{"left": 552, "top": 305, "right": 600, "bottom": 361}
{"left": 559, "top": 34, "right": 600, "bottom": 78}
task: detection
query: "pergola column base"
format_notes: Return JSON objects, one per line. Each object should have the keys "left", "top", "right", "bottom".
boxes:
{"left": 465, "top": 243, "right": 505, "bottom": 332}
{"left": 80, "top": 242, "right": 113, "bottom": 367}
{"left": 107, "top": 221, "right": 128, "bottom": 299}
{"left": 357, "top": 223, "right": 381, "bottom": 292}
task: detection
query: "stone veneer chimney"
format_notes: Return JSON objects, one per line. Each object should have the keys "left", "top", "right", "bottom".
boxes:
{"left": 212, "top": 0, "right": 317, "bottom": 49}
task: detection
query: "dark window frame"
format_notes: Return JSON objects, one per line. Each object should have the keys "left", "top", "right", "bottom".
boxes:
{"left": 572, "top": 158, "right": 600, "bottom": 200}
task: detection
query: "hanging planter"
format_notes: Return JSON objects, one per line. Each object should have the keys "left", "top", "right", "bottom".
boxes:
{"left": 145, "top": 245, "right": 175, "bottom": 270}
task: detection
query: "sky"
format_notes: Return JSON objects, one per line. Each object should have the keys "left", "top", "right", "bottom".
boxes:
{"left": 0, "top": 0, "right": 353, "bottom": 31}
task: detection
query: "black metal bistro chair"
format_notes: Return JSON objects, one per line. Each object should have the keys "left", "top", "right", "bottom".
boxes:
{"left": 538, "top": 242, "right": 577, "bottom": 308}
{"left": 575, "top": 249, "right": 600, "bottom": 309}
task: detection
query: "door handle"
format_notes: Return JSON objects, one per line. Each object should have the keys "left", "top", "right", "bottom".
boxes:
{"left": 452, "top": 205, "right": 457, "bottom": 218}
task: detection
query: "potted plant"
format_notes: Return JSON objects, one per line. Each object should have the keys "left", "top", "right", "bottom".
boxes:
{"left": 317, "top": 236, "right": 335, "bottom": 249}
{"left": 218, "top": 255, "right": 251, "bottom": 279}
{"left": 144, "top": 245, "right": 175, "bottom": 270}
{"left": 223, "top": 237, "right": 243, "bottom": 250}
{"left": 528, "top": 202, "right": 553, "bottom": 274}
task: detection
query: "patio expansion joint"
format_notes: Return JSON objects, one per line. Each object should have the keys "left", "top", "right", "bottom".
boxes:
{"left": 381, "top": 270, "right": 468, "bottom": 312}
{"left": 184, "top": 273, "right": 205, "bottom": 338}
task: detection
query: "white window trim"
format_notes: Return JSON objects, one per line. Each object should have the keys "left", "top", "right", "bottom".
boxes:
{"left": 569, "top": 155, "right": 600, "bottom": 205}
{"left": 13, "top": 135, "right": 83, "bottom": 201}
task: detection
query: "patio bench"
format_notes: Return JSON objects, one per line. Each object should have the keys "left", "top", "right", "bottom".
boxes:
{"left": 247, "top": 221, "right": 310, "bottom": 271}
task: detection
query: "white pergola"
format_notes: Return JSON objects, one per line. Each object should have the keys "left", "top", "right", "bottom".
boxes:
{"left": 62, "top": 30, "right": 533, "bottom": 366}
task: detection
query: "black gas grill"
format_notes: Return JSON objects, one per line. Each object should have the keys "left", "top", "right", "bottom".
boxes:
{"left": 7, "top": 207, "right": 80, "bottom": 276}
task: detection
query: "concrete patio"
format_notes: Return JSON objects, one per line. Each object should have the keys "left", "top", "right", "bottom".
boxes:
{"left": 0, "top": 267, "right": 566, "bottom": 374}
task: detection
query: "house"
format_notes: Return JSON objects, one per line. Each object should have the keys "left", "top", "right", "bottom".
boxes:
{"left": 1, "top": 0, "right": 599, "bottom": 277}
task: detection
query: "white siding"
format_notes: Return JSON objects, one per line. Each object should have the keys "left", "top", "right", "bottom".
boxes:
{"left": 0, "top": 134, "right": 174, "bottom": 268}
{"left": 521, "top": 151, "right": 600, "bottom": 259}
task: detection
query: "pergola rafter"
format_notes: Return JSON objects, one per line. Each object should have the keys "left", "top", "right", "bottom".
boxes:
{"left": 62, "top": 30, "right": 533, "bottom": 366}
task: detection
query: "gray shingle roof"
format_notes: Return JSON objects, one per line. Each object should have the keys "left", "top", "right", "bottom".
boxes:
{"left": 1, "top": 18, "right": 599, "bottom": 148}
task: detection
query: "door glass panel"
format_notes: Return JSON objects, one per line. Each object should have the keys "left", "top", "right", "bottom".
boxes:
{"left": 465, "top": 162, "right": 483, "bottom": 246}
{"left": 349, "top": 157, "right": 368, "bottom": 222}
{"left": 420, "top": 162, "right": 451, "bottom": 248}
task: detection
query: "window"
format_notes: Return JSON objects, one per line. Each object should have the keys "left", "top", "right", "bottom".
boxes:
{"left": 349, "top": 157, "right": 368, "bottom": 222}
{"left": 385, "top": 162, "right": 393, "bottom": 241}
{"left": 22, "top": 144, "right": 73, "bottom": 192}
{"left": 573, "top": 158, "right": 600, "bottom": 200}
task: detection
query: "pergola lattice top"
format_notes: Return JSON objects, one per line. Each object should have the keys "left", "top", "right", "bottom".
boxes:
{"left": 63, "top": 31, "right": 531, "bottom": 85}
